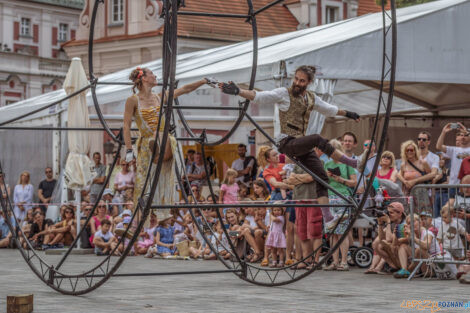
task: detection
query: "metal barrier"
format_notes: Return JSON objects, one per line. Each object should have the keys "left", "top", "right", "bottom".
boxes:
{"left": 409, "top": 184, "right": 470, "bottom": 280}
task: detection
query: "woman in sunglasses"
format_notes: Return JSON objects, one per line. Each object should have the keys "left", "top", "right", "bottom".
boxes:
{"left": 397, "top": 140, "right": 431, "bottom": 196}
{"left": 46, "top": 205, "right": 76, "bottom": 248}
{"left": 376, "top": 151, "right": 398, "bottom": 183}
{"left": 89, "top": 200, "right": 113, "bottom": 247}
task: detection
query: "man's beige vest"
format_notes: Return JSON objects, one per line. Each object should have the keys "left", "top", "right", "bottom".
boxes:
{"left": 279, "top": 87, "right": 315, "bottom": 137}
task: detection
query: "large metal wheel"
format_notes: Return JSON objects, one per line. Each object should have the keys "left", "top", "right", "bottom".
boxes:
{"left": 0, "top": 0, "right": 397, "bottom": 294}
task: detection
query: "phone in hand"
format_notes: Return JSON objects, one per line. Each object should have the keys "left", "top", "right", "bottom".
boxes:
{"left": 228, "top": 230, "right": 240, "bottom": 237}
{"left": 450, "top": 123, "right": 460, "bottom": 130}
{"left": 327, "top": 167, "right": 341, "bottom": 177}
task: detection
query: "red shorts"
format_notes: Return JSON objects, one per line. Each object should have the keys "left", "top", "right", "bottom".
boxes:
{"left": 295, "top": 202, "right": 323, "bottom": 241}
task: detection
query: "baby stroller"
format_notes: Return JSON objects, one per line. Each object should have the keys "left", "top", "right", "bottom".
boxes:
{"left": 348, "top": 178, "right": 405, "bottom": 268}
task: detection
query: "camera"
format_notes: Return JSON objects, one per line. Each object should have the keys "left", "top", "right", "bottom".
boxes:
{"left": 372, "top": 207, "right": 388, "bottom": 218}
{"left": 228, "top": 230, "right": 240, "bottom": 237}
{"left": 450, "top": 123, "right": 460, "bottom": 130}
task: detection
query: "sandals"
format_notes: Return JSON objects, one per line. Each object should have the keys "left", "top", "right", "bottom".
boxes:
{"left": 269, "top": 261, "right": 277, "bottom": 268}
{"left": 260, "top": 258, "right": 269, "bottom": 267}
{"left": 250, "top": 252, "right": 264, "bottom": 263}
{"left": 285, "top": 259, "right": 295, "bottom": 266}
{"left": 364, "top": 268, "right": 378, "bottom": 274}
{"left": 277, "top": 261, "right": 284, "bottom": 268}
{"left": 323, "top": 263, "right": 338, "bottom": 271}
{"left": 336, "top": 263, "right": 349, "bottom": 271}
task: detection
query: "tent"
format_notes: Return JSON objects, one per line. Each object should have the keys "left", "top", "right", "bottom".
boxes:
{"left": 1, "top": 0, "right": 469, "bottom": 192}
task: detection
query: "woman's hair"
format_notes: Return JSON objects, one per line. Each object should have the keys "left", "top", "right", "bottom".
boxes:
{"left": 257, "top": 146, "right": 272, "bottom": 169}
{"left": 129, "top": 67, "right": 147, "bottom": 94}
{"left": 61, "top": 205, "right": 75, "bottom": 219}
{"left": 379, "top": 150, "right": 396, "bottom": 168}
{"left": 18, "top": 171, "right": 30, "bottom": 185}
{"left": 222, "top": 168, "right": 238, "bottom": 185}
{"left": 329, "top": 139, "right": 343, "bottom": 152}
{"left": 405, "top": 214, "right": 420, "bottom": 224}
{"left": 295, "top": 65, "right": 317, "bottom": 82}
{"left": 400, "top": 140, "right": 419, "bottom": 164}
{"left": 252, "top": 178, "right": 270, "bottom": 198}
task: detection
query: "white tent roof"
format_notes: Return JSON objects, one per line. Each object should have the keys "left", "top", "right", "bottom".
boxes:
{"left": 1, "top": 0, "right": 469, "bottom": 124}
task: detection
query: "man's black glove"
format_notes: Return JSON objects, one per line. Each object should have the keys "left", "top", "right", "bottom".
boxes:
{"left": 220, "top": 81, "right": 240, "bottom": 96}
{"left": 345, "top": 110, "right": 360, "bottom": 121}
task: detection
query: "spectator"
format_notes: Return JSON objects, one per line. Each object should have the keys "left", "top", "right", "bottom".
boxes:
{"left": 432, "top": 153, "right": 450, "bottom": 217}
{"left": 323, "top": 139, "right": 357, "bottom": 271}
{"left": 265, "top": 205, "right": 286, "bottom": 267}
{"left": 13, "top": 171, "right": 34, "bottom": 223}
{"left": 251, "top": 179, "right": 270, "bottom": 201}
{"left": 47, "top": 205, "right": 77, "bottom": 248}
{"left": 376, "top": 151, "right": 398, "bottom": 183}
{"left": 218, "top": 169, "right": 239, "bottom": 215}
{"left": 188, "top": 185, "right": 205, "bottom": 203}
{"left": 137, "top": 212, "right": 158, "bottom": 255}
{"left": 231, "top": 144, "right": 256, "bottom": 189}
{"left": 393, "top": 214, "right": 438, "bottom": 278}
{"left": 90, "top": 200, "right": 113, "bottom": 247}
{"left": 28, "top": 211, "right": 48, "bottom": 249}
{"left": 458, "top": 156, "right": 470, "bottom": 182}
{"left": 184, "top": 149, "right": 196, "bottom": 173}
{"left": 261, "top": 148, "right": 293, "bottom": 200}
{"left": 19, "top": 209, "right": 34, "bottom": 248}
{"left": 239, "top": 207, "right": 265, "bottom": 263}
{"left": 436, "top": 123, "right": 470, "bottom": 198}
{"left": 90, "top": 152, "right": 106, "bottom": 204}
{"left": 107, "top": 151, "right": 122, "bottom": 194}
{"left": 155, "top": 211, "right": 176, "bottom": 258}
{"left": 371, "top": 202, "right": 406, "bottom": 273}
{"left": 0, "top": 172, "right": 11, "bottom": 200}
{"left": 37, "top": 167, "right": 57, "bottom": 215}
{"left": 417, "top": 131, "right": 439, "bottom": 177}
{"left": 93, "top": 219, "right": 118, "bottom": 256}
{"left": 0, "top": 210, "right": 14, "bottom": 248}
{"left": 341, "top": 132, "right": 359, "bottom": 159}
{"left": 397, "top": 140, "right": 431, "bottom": 196}
{"left": 102, "top": 189, "right": 120, "bottom": 217}
{"left": 438, "top": 202, "right": 468, "bottom": 260}
{"left": 285, "top": 164, "right": 323, "bottom": 269}
{"left": 359, "top": 139, "right": 377, "bottom": 174}
{"left": 187, "top": 152, "right": 207, "bottom": 187}
{"left": 79, "top": 204, "right": 93, "bottom": 248}
{"left": 454, "top": 175, "right": 470, "bottom": 230}
{"left": 113, "top": 160, "right": 135, "bottom": 205}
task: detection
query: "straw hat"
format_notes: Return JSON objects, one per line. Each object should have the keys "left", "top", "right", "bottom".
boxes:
{"left": 157, "top": 208, "right": 172, "bottom": 222}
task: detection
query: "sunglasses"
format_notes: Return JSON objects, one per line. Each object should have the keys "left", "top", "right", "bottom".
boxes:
{"left": 382, "top": 156, "right": 392, "bottom": 160}
{"left": 202, "top": 208, "right": 211, "bottom": 211}
{"left": 65, "top": 211, "right": 73, "bottom": 214}
{"left": 417, "top": 138, "right": 428, "bottom": 142}
{"left": 406, "top": 149, "right": 415, "bottom": 153}
{"left": 98, "top": 205, "right": 106, "bottom": 208}
{"left": 45, "top": 170, "right": 52, "bottom": 173}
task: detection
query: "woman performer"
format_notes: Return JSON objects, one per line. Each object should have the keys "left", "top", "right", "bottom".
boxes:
{"left": 123, "top": 67, "right": 213, "bottom": 209}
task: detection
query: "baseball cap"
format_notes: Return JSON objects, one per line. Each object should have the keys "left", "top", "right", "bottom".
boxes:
{"left": 103, "top": 189, "right": 113, "bottom": 196}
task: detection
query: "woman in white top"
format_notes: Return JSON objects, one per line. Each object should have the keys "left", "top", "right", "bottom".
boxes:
{"left": 13, "top": 171, "right": 34, "bottom": 223}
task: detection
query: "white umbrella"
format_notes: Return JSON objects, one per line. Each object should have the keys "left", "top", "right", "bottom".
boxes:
{"left": 63, "top": 57, "right": 94, "bottom": 248}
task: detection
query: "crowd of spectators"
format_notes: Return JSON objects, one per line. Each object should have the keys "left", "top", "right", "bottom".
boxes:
{"left": 1, "top": 123, "right": 470, "bottom": 283}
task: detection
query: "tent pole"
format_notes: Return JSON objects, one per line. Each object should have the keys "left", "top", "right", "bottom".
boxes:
{"left": 75, "top": 189, "right": 81, "bottom": 249}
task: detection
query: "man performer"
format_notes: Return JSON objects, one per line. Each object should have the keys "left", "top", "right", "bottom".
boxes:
{"left": 219, "top": 65, "right": 361, "bottom": 206}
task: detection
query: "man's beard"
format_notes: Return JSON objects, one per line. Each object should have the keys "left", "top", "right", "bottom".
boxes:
{"left": 291, "top": 83, "right": 307, "bottom": 97}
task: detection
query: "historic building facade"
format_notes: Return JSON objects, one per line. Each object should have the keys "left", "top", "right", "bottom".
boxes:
{"left": 0, "top": 0, "right": 83, "bottom": 106}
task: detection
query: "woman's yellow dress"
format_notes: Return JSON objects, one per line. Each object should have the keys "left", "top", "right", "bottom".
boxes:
{"left": 132, "top": 95, "right": 178, "bottom": 210}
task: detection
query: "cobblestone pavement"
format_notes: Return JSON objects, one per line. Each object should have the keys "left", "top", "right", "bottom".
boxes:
{"left": 0, "top": 249, "right": 467, "bottom": 312}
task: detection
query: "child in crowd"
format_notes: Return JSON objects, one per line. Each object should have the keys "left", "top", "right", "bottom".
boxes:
{"left": 252, "top": 179, "right": 270, "bottom": 201}
{"left": 136, "top": 212, "right": 158, "bottom": 255}
{"left": 265, "top": 206, "right": 286, "bottom": 267}
{"left": 419, "top": 211, "right": 439, "bottom": 236}
{"left": 279, "top": 158, "right": 295, "bottom": 200}
{"left": 219, "top": 169, "right": 239, "bottom": 214}
{"left": 437, "top": 202, "right": 468, "bottom": 260}
{"left": 93, "top": 219, "right": 118, "bottom": 256}
{"left": 154, "top": 211, "right": 176, "bottom": 258}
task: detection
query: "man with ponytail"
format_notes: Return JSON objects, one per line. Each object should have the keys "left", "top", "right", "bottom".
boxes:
{"left": 219, "top": 65, "right": 361, "bottom": 201}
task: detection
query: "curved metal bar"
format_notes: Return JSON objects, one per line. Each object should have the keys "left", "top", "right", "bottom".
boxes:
{"left": 198, "top": 131, "right": 244, "bottom": 264}
{"left": 55, "top": 132, "right": 123, "bottom": 270}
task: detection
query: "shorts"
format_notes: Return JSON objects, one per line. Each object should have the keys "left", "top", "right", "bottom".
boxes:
{"left": 295, "top": 202, "right": 323, "bottom": 241}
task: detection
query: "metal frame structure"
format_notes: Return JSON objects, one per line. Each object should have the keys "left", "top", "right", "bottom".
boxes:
{"left": 0, "top": 0, "right": 397, "bottom": 294}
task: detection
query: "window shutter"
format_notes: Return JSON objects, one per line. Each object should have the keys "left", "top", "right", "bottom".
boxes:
{"left": 71, "top": 29, "right": 76, "bottom": 40}
{"left": 14, "top": 21, "right": 19, "bottom": 40}
{"left": 52, "top": 27, "right": 58, "bottom": 45}
{"left": 33, "top": 24, "right": 39, "bottom": 43}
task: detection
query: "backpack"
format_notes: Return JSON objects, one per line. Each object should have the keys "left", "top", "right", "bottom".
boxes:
{"left": 243, "top": 156, "right": 258, "bottom": 183}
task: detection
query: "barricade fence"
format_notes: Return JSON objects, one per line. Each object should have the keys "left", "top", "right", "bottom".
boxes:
{"left": 409, "top": 184, "right": 470, "bottom": 280}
